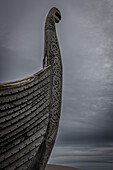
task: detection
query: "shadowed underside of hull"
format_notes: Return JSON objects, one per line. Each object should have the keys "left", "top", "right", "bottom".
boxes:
{"left": 0, "top": 7, "right": 62, "bottom": 170}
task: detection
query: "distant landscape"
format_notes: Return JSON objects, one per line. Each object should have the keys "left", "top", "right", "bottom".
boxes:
{"left": 46, "top": 164, "right": 80, "bottom": 170}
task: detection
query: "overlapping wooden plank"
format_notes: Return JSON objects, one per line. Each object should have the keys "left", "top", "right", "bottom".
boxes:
{"left": 0, "top": 66, "right": 50, "bottom": 91}
{"left": 0, "top": 88, "right": 49, "bottom": 126}
{"left": 0, "top": 77, "right": 50, "bottom": 112}
{"left": 0, "top": 111, "right": 49, "bottom": 154}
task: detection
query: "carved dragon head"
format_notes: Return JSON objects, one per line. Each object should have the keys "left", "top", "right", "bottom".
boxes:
{"left": 43, "top": 7, "right": 61, "bottom": 68}
{"left": 48, "top": 7, "right": 61, "bottom": 23}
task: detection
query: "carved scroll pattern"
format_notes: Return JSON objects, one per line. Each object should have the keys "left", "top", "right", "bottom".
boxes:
{"left": 50, "top": 41, "right": 62, "bottom": 124}
{"left": 42, "top": 33, "right": 62, "bottom": 168}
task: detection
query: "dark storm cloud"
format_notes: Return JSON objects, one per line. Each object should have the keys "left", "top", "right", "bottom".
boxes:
{"left": 1, "top": 0, "right": 113, "bottom": 169}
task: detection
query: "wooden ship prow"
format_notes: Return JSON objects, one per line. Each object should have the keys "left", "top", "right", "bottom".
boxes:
{"left": 0, "top": 7, "right": 62, "bottom": 170}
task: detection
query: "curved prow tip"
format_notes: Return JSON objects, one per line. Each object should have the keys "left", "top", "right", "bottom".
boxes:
{"left": 43, "top": 7, "right": 62, "bottom": 68}
{"left": 47, "top": 7, "right": 61, "bottom": 23}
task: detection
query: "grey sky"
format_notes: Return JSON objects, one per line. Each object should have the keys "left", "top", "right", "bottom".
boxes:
{"left": 0, "top": 0, "right": 113, "bottom": 169}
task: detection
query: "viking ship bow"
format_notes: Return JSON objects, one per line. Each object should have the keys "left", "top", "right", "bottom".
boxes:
{"left": 0, "top": 7, "right": 62, "bottom": 170}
